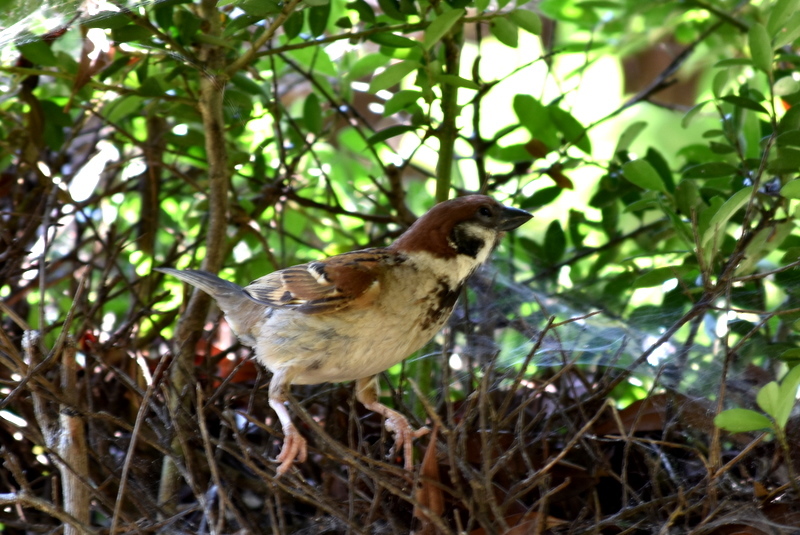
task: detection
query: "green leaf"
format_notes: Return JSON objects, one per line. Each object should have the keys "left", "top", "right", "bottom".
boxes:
{"left": 701, "top": 186, "right": 753, "bottom": 247}
{"left": 633, "top": 266, "right": 690, "bottom": 289}
{"left": 776, "top": 365, "right": 800, "bottom": 429}
{"left": 513, "top": 94, "right": 559, "bottom": 149}
{"left": 367, "top": 124, "right": 417, "bottom": 145}
{"left": 622, "top": 159, "right": 666, "bottom": 193}
{"left": 347, "top": 53, "right": 389, "bottom": 80}
{"left": 369, "top": 60, "right": 419, "bottom": 93}
{"left": 775, "top": 12, "right": 800, "bottom": 47}
{"left": 756, "top": 381, "right": 781, "bottom": 420}
{"left": 436, "top": 74, "right": 479, "bottom": 90}
{"left": 348, "top": 0, "right": 376, "bottom": 23}
{"left": 548, "top": 106, "right": 591, "bottom": 153}
{"left": 17, "top": 40, "right": 58, "bottom": 66}
{"left": 309, "top": 2, "right": 331, "bottom": 37}
{"left": 721, "top": 95, "right": 768, "bottom": 114}
{"left": 770, "top": 147, "right": 800, "bottom": 173}
{"left": 283, "top": 11, "right": 303, "bottom": 40}
{"left": 238, "top": 0, "right": 281, "bottom": 17}
{"left": 682, "top": 100, "right": 712, "bottom": 128}
{"left": 230, "top": 72, "right": 264, "bottom": 95}
{"left": 377, "top": 0, "right": 406, "bottom": 21}
{"left": 682, "top": 162, "right": 738, "bottom": 179}
{"left": 423, "top": 8, "right": 464, "bottom": 50}
{"left": 781, "top": 179, "right": 800, "bottom": 199}
{"left": 303, "top": 93, "right": 322, "bottom": 136}
{"left": 768, "top": 0, "right": 800, "bottom": 36}
{"left": 490, "top": 17, "right": 519, "bottom": 48}
{"left": 714, "top": 408, "right": 773, "bottom": 433}
{"left": 508, "top": 9, "right": 542, "bottom": 35}
{"left": 714, "top": 58, "right": 754, "bottom": 68}
{"left": 368, "top": 32, "right": 418, "bottom": 48}
{"left": 775, "top": 75, "right": 800, "bottom": 96}
{"left": 614, "top": 121, "right": 647, "bottom": 155}
{"left": 748, "top": 23, "right": 773, "bottom": 74}
{"left": 105, "top": 95, "right": 144, "bottom": 123}
{"left": 521, "top": 186, "right": 561, "bottom": 209}
{"left": 383, "top": 89, "right": 422, "bottom": 115}
{"left": 543, "top": 220, "right": 566, "bottom": 263}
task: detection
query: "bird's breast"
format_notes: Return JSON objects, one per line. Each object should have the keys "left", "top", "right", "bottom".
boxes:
{"left": 252, "top": 264, "right": 461, "bottom": 385}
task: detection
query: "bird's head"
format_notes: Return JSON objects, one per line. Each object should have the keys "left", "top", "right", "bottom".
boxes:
{"left": 390, "top": 195, "right": 532, "bottom": 264}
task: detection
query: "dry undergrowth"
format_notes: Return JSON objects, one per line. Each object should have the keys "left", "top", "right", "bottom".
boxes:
{"left": 2, "top": 285, "right": 799, "bottom": 534}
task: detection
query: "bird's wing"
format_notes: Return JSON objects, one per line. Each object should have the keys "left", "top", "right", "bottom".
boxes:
{"left": 243, "top": 249, "right": 402, "bottom": 314}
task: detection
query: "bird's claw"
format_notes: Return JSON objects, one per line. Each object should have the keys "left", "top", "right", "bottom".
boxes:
{"left": 275, "top": 427, "right": 308, "bottom": 476}
{"left": 384, "top": 411, "right": 429, "bottom": 470}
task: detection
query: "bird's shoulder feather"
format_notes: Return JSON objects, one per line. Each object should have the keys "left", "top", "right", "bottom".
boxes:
{"left": 243, "top": 248, "right": 404, "bottom": 314}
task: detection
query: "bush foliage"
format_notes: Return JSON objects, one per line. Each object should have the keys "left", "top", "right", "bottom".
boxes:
{"left": 2, "top": 0, "right": 800, "bottom": 532}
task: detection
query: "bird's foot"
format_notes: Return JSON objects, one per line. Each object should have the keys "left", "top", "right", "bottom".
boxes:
{"left": 275, "top": 425, "right": 307, "bottom": 476}
{"left": 382, "top": 408, "right": 429, "bottom": 470}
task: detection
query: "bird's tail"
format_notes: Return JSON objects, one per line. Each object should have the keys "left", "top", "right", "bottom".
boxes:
{"left": 156, "top": 268, "right": 263, "bottom": 344}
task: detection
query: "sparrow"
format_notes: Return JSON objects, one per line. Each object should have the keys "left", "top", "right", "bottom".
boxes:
{"left": 157, "top": 195, "right": 532, "bottom": 475}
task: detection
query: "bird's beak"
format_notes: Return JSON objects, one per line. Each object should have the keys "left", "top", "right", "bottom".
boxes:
{"left": 497, "top": 205, "right": 533, "bottom": 231}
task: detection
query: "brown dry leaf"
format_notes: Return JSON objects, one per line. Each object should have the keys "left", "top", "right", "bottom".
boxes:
{"left": 594, "top": 393, "right": 715, "bottom": 435}
{"left": 524, "top": 138, "right": 550, "bottom": 159}
{"left": 413, "top": 426, "right": 443, "bottom": 532}
{"left": 545, "top": 164, "right": 574, "bottom": 189}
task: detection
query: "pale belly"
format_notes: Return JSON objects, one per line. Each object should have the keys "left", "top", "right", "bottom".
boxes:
{"left": 252, "top": 302, "right": 451, "bottom": 384}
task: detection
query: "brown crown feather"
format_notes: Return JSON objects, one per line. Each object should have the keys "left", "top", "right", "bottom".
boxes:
{"left": 389, "top": 195, "right": 501, "bottom": 258}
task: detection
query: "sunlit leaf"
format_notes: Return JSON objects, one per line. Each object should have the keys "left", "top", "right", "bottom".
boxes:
{"left": 767, "top": 0, "right": 800, "bottom": 36}
{"left": 369, "top": 60, "right": 419, "bottom": 93}
{"left": 490, "top": 17, "right": 518, "bottom": 48}
{"left": 700, "top": 186, "right": 753, "bottom": 247}
{"left": 714, "top": 409, "right": 773, "bottom": 433}
{"left": 423, "top": 8, "right": 464, "bottom": 50}
{"left": 781, "top": 179, "right": 800, "bottom": 199}
{"left": 622, "top": 159, "right": 666, "bottom": 193}
{"left": 756, "top": 381, "right": 781, "bottom": 420}
{"left": 633, "top": 266, "right": 690, "bottom": 289}
{"left": 436, "top": 74, "right": 479, "bottom": 90}
{"left": 774, "top": 12, "right": 800, "bottom": 47}
{"left": 347, "top": 53, "right": 390, "bottom": 81}
{"left": 367, "top": 124, "right": 417, "bottom": 144}
{"left": 508, "top": 9, "right": 542, "bottom": 35}
{"left": 614, "top": 121, "right": 647, "bottom": 155}
{"left": 776, "top": 365, "right": 800, "bottom": 428}
{"left": 748, "top": 23, "right": 773, "bottom": 74}
{"left": 382, "top": 89, "right": 422, "bottom": 115}
{"left": 514, "top": 94, "right": 559, "bottom": 148}
{"left": 683, "top": 162, "right": 738, "bottom": 179}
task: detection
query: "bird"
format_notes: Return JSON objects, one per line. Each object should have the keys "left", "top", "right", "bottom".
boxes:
{"left": 157, "top": 195, "right": 532, "bottom": 475}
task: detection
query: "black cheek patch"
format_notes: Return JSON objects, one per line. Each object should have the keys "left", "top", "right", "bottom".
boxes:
{"left": 451, "top": 225, "right": 485, "bottom": 258}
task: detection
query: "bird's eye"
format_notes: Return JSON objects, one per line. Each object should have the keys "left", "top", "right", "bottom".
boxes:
{"left": 478, "top": 206, "right": 492, "bottom": 217}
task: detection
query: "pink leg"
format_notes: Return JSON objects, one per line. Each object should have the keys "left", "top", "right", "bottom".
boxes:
{"left": 269, "top": 369, "right": 307, "bottom": 476}
{"left": 356, "top": 376, "right": 429, "bottom": 470}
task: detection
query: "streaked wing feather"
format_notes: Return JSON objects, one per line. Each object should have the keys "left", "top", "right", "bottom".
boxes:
{"left": 243, "top": 249, "right": 399, "bottom": 314}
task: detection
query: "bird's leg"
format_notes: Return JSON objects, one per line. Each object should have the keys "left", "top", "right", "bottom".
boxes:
{"left": 268, "top": 368, "right": 307, "bottom": 475}
{"left": 355, "top": 376, "right": 429, "bottom": 470}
